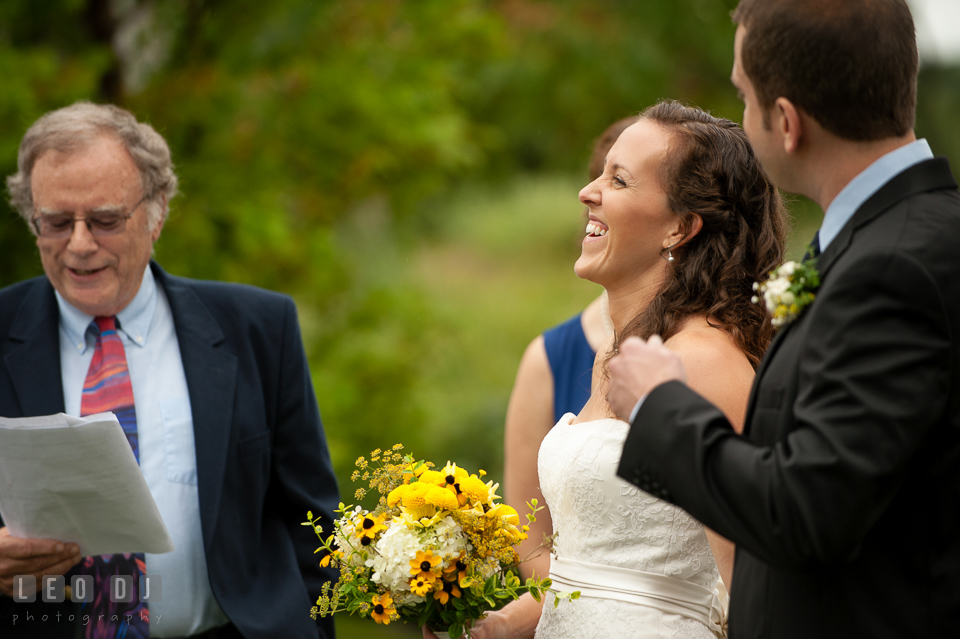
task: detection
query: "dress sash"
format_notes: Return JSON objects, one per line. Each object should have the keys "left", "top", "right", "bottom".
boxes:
{"left": 549, "top": 556, "right": 727, "bottom": 637}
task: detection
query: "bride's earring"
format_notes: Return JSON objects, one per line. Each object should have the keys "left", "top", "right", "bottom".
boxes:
{"left": 665, "top": 242, "right": 678, "bottom": 263}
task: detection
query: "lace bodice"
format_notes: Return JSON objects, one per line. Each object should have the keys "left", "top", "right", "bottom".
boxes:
{"left": 534, "top": 414, "right": 720, "bottom": 638}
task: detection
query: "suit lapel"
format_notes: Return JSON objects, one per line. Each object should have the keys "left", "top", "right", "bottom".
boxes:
{"left": 744, "top": 158, "right": 957, "bottom": 433}
{"left": 816, "top": 157, "right": 956, "bottom": 280}
{"left": 2, "top": 279, "right": 66, "bottom": 417}
{"left": 152, "top": 262, "right": 237, "bottom": 549}
{"left": 743, "top": 317, "right": 793, "bottom": 434}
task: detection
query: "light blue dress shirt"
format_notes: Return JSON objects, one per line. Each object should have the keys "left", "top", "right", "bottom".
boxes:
{"left": 627, "top": 139, "right": 936, "bottom": 425}
{"left": 818, "top": 138, "right": 933, "bottom": 251}
{"left": 57, "top": 265, "right": 229, "bottom": 637}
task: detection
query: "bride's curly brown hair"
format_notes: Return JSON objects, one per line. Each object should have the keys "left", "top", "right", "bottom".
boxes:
{"left": 614, "top": 101, "right": 787, "bottom": 368}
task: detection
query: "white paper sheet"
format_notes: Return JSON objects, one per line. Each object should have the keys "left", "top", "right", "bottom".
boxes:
{"left": 0, "top": 412, "right": 175, "bottom": 556}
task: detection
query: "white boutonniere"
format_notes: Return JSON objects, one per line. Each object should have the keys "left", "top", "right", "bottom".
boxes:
{"left": 752, "top": 253, "right": 821, "bottom": 328}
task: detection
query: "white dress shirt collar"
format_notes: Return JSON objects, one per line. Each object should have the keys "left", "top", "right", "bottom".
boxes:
{"left": 55, "top": 264, "right": 158, "bottom": 353}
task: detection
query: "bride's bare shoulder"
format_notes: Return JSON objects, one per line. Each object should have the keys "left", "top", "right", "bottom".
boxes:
{"left": 664, "top": 317, "right": 754, "bottom": 431}
{"left": 664, "top": 317, "right": 747, "bottom": 366}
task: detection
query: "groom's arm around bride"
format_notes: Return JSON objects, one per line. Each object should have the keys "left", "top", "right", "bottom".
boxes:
{"left": 610, "top": 1, "right": 960, "bottom": 638}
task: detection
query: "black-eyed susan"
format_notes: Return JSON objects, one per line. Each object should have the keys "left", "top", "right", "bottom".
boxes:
{"left": 370, "top": 593, "right": 396, "bottom": 625}
{"left": 410, "top": 576, "right": 434, "bottom": 596}
{"left": 319, "top": 549, "right": 341, "bottom": 568}
{"left": 434, "top": 579, "right": 461, "bottom": 605}
{"left": 438, "top": 462, "right": 469, "bottom": 497}
{"left": 443, "top": 553, "right": 470, "bottom": 586}
{"left": 410, "top": 550, "right": 442, "bottom": 581}
{"left": 355, "top": 513, "right": 387, "bottom": 546}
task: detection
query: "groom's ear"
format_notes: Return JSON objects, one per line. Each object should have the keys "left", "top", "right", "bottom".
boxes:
{"left": 774, "top": 97, "right": 803, "bottom": 155}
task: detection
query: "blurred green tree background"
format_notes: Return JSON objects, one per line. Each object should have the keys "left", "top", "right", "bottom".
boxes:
{"left": 1, "top": 1, "right": 958, "bottom": 636}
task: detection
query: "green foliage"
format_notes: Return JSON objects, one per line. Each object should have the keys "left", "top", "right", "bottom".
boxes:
{"left": 461, "top": 0, "right": 743, "bottom": 173}
{"left": 1, "top": 7, "right": 959, "bottom": 636}
{"left": 0, "top": 0, "right": 114, "bottom": 283}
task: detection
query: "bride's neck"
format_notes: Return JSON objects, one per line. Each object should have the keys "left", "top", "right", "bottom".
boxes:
{"left": 605, "top": 278, "right": 662, "bottom": 334}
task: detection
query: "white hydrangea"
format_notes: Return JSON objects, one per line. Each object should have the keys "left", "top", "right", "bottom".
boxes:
{"left": 369, "top": 514, "right": 467, "bottom": 606}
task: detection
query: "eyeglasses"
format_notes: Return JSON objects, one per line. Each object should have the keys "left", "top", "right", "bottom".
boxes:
{"left": 31, "top": 195, "right": 148, "bottom": 239}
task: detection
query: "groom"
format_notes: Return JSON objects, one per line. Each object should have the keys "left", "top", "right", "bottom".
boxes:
{"left": 608, "top": 1, "right": 960, "bottom": 638}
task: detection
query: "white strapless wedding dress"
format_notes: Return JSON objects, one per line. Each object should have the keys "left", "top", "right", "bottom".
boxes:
{"left": 534, "top": 414, "right": 726, "bottom": 639}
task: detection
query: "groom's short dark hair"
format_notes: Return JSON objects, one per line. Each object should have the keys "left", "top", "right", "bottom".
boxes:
{"left": 733, "top": 0, "right": 918, "bottom": 141}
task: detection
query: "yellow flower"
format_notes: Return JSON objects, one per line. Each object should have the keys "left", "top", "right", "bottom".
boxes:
{"left": 354, "top": 513, "right": 387, "bottom": 547}
{"left": 401, "top": 482, "right": 431, "bottom": 508}
{"left": 410, "top": 550, "right": 442, "bottom": 580}
{"left": 443, "top": 553, "right": 470, "bottom": 587}
{"left": 500, "top": 504, "right": 520, "bottom": 526}
{"left": 434, "top": 579, "right": 461, "bottom": 605}
{"left": 486, "top": 480, "right": 501, "bottom": 503}
{"left": 438, "top": 462, "right": 469, "bottom": 500}
{"left": 407, "top": 511, "right": 445, "bottom": 528}
{"left": 486, "top": 503, "right": 519, "bottom": 525}
{"left": 389, "top": 482, "right": 430, "bottom": 509}
{"left": 387, "top": 484, "right": 407, "bottom": 507}
{"left": 458, "top": 475, "right": 490, "bottom": 505}
{"left": 418, "top": 469, "right": 446, "bottom": 486}
{"left": 410, "top": 576, "right": 434, "bottom": 596}
{"left": 370, "top": 594, "right": 396, "bottom": 625}
{"left": 424, "top": 485, "right": 459, "bottom": 510}
{"left": 390, "top": 482, "right": 458, "bottom": 519}
{"left": 439, "top": 462, "right": 469, "bottom": 485}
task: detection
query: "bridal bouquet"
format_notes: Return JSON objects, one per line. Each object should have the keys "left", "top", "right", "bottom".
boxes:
{"left": 306, "top": 445, "right": 573, "bottom": 637}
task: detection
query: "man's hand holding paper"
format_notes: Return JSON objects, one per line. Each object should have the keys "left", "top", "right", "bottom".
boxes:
{"left": 0, "top": 528, "right": 81, "bottom": 597}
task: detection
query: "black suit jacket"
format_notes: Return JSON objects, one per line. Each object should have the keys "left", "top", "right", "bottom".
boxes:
{"left": 618, "top": 158, "right": 960, "bottom": 638}
{"left": 0, "top": 262, "right": 338, "bottom": 638}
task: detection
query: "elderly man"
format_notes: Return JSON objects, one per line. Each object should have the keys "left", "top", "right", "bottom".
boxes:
{"left": 610, "top": 0, "right": 960, "bottom": 638}
{"left": 0, "top": 102, "right": 338, "bottom": 638}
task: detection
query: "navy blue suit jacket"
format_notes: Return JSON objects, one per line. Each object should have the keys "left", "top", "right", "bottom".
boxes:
{"left": 0, "top": 261, "right": 338, "bottom": 638}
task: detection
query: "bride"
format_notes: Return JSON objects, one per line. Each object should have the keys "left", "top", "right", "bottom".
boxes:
{"left": 425, "top": 100, "right": 785, "bottom": 639}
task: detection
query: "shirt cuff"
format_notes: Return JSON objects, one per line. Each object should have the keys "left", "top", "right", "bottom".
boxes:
{"left": 628, "top": 394, "right": 648, "bottom": 424}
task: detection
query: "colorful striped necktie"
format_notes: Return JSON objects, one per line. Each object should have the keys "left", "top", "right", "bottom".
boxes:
{"left": 78, "top": 316, "right": 149, "bottom": 638}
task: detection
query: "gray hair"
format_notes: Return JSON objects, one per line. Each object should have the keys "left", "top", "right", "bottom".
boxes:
{"left": 6, "top": 101, "right": 178, "bottom": 231}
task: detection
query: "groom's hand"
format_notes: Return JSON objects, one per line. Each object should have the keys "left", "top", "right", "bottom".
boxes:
{"left": 607, "top": 335, "right": 687, "bottom": 421}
